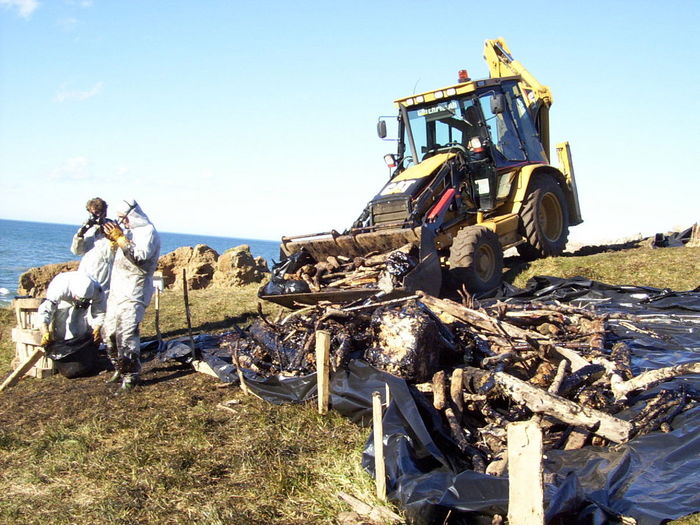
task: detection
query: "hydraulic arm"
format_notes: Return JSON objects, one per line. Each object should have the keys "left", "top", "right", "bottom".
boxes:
{"left": 483, "top": 38, "right": 552, "bottom": 158}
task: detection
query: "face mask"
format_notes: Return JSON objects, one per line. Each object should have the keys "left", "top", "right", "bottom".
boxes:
{"left": 116, "top": 202, "right": 137, "bottom": 226}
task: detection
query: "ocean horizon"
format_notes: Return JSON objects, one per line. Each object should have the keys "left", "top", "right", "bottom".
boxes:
{"left": 0, "top": 218, "right": 281, "bottom": 304}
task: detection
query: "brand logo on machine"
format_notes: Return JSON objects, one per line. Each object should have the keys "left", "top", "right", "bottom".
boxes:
{"left": 380, "top": 180, "right": 417, "bottom": 196}
{"left": 417, "top": 101, "right": 458, "bottom": 117}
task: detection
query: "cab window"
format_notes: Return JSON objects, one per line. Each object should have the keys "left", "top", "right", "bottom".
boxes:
{"left": 506, "top": 83, "right": 547, "bottom": 162}
{"left": 478, "top": 91, "right": 526, "bottom": 165}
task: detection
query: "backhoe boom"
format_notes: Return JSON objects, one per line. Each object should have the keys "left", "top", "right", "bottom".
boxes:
{"left": 484, "top": 38, "right": 553, "bottom": 158}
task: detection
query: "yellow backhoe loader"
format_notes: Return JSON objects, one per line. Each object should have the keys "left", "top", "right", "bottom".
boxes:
{"left": 261, "top": 38, "right": 582, "bottom": 307}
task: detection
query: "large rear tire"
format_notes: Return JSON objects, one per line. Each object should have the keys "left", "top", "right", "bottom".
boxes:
{"left": 517, "top": 174, "right": 569, "bottom": 260}
{"left": 448, "top": 226, "right": 503, "bottom": 294}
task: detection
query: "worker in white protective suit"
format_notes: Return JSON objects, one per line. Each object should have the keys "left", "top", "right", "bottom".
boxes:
{"left": 38, "top": 271, "right": 106, "bottom": 376}
{"left": 102, "top": 199, "right": 161, "bottom": 391}
{"left": 71, "top": 197, "right": 116, "bottom": 293}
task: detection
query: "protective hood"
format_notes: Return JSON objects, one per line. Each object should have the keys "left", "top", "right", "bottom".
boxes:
{"left": 116, "top": 199, "right": 152, "bottom": 229}
{"left": 68, "top": 271, "right": 98, "bottom": 300}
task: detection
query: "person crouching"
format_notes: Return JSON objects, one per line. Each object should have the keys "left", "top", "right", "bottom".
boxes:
{"left": 38, "top": 270, "right": 106, "bottom": 378}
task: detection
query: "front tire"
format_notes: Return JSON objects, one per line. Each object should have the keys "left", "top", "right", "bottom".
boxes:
{"left": 517, "top": 174, "right": 569, "bottom": 260}
{"left": 448, "top": 226, "right": 503, "bottom": 294}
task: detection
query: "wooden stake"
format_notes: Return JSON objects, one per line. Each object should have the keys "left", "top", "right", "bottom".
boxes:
{"left": 232, "top": 346, "right": 250, "bottom": 396}
{"left": 372, "top": 391, "right": 387, "bottom": 501}
{"left": 182, "top": 269, "right": 195, "bottom": 359}
{"left": 0, "top": 347, "right": 45, "bottom": 392}
{"left": 315, "top": 330, "right": 331, "bottom": 414}
{"left": 154, "top": 289, "right": 163, "bottom": 346}
{"left": 507, "top": 420, "right": 544, "bottom": 525}
{"left": 153, "top": 271, "right": 163, "bottom": 348}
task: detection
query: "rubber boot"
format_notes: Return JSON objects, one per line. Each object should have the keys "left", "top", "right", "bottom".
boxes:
{"left": 105, "top": 371, "right": 122, "bottom": 384}
{"left": 120, "top": 375, "right": 138, "bottom": 392}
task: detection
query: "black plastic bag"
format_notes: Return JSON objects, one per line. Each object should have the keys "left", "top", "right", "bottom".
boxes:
{"left": 258, "top": 249, "right": 315, "bottom": 296}
{"left": 259, "top": 278, "right": 310, "bottom": 295}
{"left": 45, "top": 334, "right": 98, "bottom": 379}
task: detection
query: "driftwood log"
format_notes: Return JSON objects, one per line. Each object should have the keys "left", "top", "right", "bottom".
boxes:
{"left": 462, "top": 366, "right": 632, "bottom": 443}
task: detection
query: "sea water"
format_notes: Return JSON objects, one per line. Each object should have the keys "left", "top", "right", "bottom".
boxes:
{"left": 0, "top": 219, "right": 281, "bottom": 305}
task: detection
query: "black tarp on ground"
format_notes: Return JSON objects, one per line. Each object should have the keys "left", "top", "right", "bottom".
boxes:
{"left": 186, "top": 276, "right": 700, "bottom": 524}
{"left": 161, "top": 334, "right": 319, "bottom": 404}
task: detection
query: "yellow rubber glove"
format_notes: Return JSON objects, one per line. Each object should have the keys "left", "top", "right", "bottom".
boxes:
{"left": 115, "top": 235, "right": 129, "bottom": 249}
{"left": 39, "top": 323, "right": 52, "bottom": 346}
{"left": 41, "top": 331, "right": 53, "bottom": 347}
{"left": 103, "top": 221, "right": 125, "bottom": 242}
{"left": 92, "top": 325, "right": 103, "bottom": 344}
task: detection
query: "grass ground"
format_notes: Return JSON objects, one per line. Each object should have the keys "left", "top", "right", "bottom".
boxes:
{"left": 507, "top": 246, "right": 700, "bottom": 291}
{"left": 1, "top": 247, "right": 698, "bottom": 524}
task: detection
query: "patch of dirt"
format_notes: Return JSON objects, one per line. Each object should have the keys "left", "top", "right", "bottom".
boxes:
{"left": 0, "top": 351, "right": 226, "bottom": 431}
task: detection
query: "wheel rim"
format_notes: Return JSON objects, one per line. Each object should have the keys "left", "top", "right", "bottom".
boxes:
{"left": 538, "top": 192, "right": 563, "bottom": 242}
{"left": 475, "top": 243, "right": 496, "bottom": 282}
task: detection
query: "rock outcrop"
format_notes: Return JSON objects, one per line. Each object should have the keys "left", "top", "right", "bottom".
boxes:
{"left": 17, "top": 244, "right": 270, "bottom": 298}
{"left": 213, "top": 245, "right": 270, "bottom": 287}
{"left": 157, "top": 244, "right": 219, "bottom": 290}
{"left": 18, "top": 261, "right": 79, "bottom": 297}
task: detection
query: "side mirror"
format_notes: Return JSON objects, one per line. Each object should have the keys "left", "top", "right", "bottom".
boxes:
{"left": 377, "top": 119, "right": 387, "bottom": 139}
{"left": 490, "top": 94, "right": 506, "bottom": 114}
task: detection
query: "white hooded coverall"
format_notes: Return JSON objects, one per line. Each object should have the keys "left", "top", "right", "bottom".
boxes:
{"left": 103, "top": 200, "right": 161, "bottom": 379}
{"left": 38, "top": 271, "right": 106, "bottom": 341}
{"left": 71, "top": 224, "right": 115, "bottom": 294}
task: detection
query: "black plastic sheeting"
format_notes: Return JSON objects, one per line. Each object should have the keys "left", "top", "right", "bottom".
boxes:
{"left": 648, "top": 226, "right": 695, "bottom": 248}
{"left": 162, "top": 277, "right": 699, "bottom": 524}
{"left": 159, "top": 334, "right": 319, "bottom": 405}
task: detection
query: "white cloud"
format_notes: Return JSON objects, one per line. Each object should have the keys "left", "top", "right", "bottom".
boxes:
{"left": 49, "top": 156, "right": 92, "bottom": 180}
{"left": 0, "top": 0, "right": 39, "bottom": 18}
{"left": 57, "top": 16, "right": 77, "bottom": 30}
{"left": 54, "top": 81, "right": 104, "bottom": 102}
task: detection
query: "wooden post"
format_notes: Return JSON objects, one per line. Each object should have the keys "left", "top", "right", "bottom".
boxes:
{"left": 232, "top": 346, "right": 250, "bottom": 396}
{"left": 0, "top": 348, "right": 45, "bottom": 392}
{"left": 507, "top": 420, "right": 544, "bottom": 525}
{"left": 182, "top": 269, "right": 195, "bottom": 359}
{"left": 153, "top": 271, "right": 163, "bottom": 348}
{"left": 687, "top": 223, "right": 700, "bottom": 247}
{"left": 373, "top": 391, "right": 387, "bottom": 501}
{"left": 385, "top": 382, "right": 391, "bottom": 407}
{"left": 315, "top": 330, "right": 331, "bottom": 414}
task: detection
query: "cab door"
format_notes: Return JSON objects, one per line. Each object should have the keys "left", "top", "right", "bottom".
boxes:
{"left": 478, "top": 89, "right": 527, "bottom": 167}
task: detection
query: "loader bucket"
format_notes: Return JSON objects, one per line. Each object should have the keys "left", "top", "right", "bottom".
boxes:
{"left": 261, "top": 223, "right": 443, "bottom": 308}
{"left": 281, "top": 226, "right": 422, "bottom": 260}
{"left": 260, "top": 288, "right": 381, "bottom": 309}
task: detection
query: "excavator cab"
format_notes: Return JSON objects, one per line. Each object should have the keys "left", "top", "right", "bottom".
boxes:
{"left": 385, "top": 78, "right": 548, "bottom": 217}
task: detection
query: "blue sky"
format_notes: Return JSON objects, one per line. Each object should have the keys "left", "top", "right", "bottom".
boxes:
{"left": 1, "top": 0, "right": 698, "bottom": 244}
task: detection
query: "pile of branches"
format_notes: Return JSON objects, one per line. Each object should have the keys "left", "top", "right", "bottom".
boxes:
{"left": 221, "top": 292, "right": 699, "bottom": 471}
{"left": 219, "top": 302, "right": 375, "bottom": 377}
{"left": 415, "top": 292, "right": 699, "bottom": 473}
{"left": 275, "top": 245, "right": 418, "bottom": 293}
